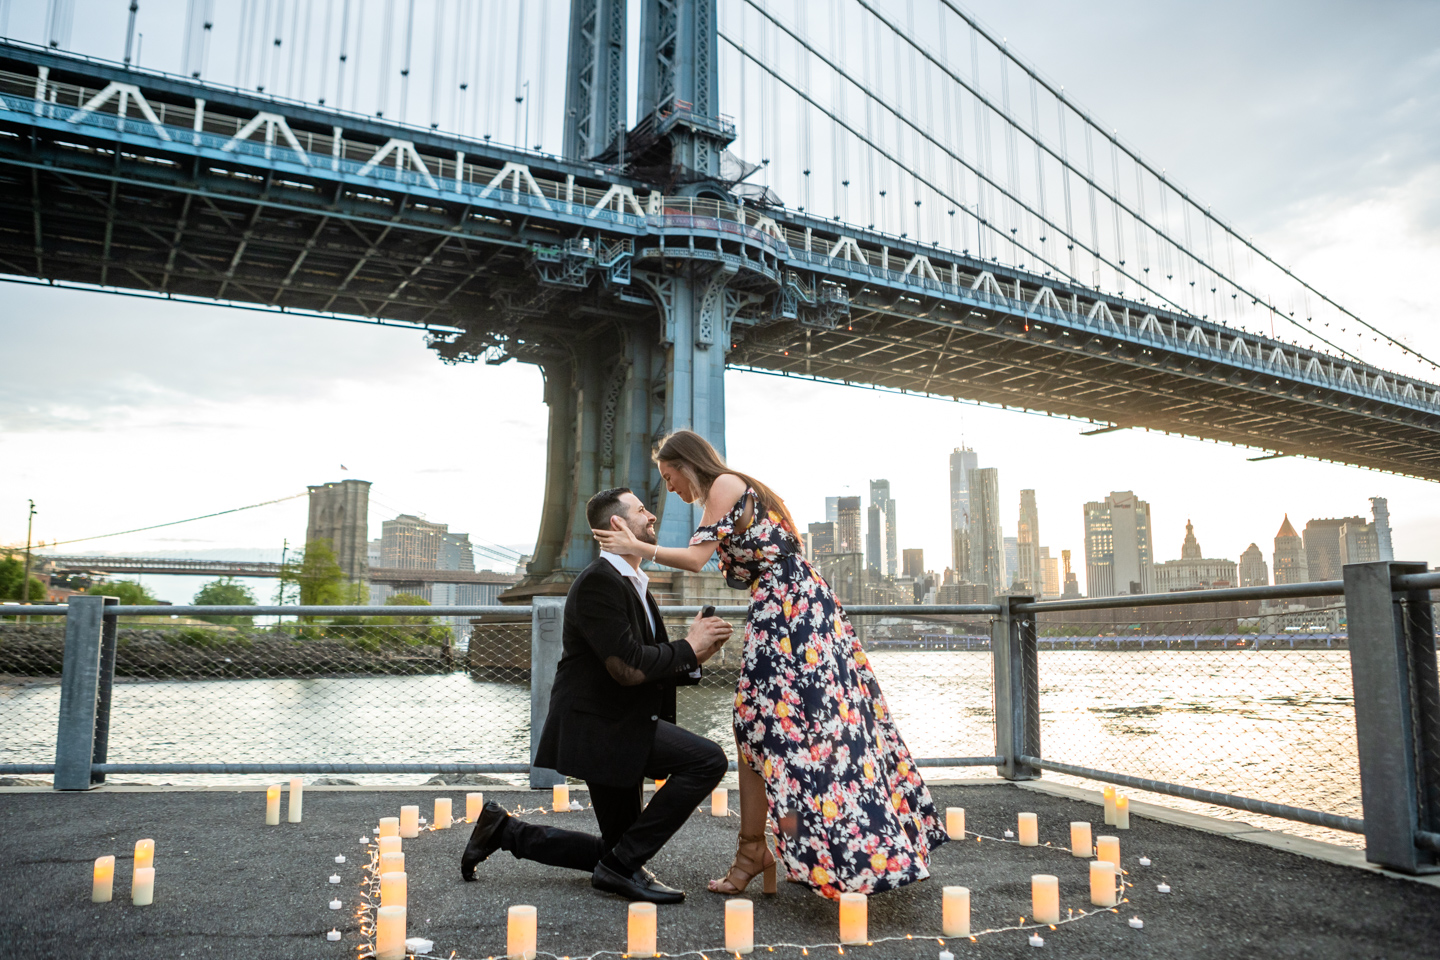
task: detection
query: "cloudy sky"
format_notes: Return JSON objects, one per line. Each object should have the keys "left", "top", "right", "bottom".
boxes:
{"left": 2, "top": 0, "right": 1438, "bottom": 603}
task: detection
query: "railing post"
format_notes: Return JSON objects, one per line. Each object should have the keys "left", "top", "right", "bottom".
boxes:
{"left": 90, "top": 598, "right": 119, "bottom": 785}
{"left": 528, "top": 598, "right": 566, "bottom": 789}
{"left": 1342, "top": 560, "right": 1438, "bottom": 874}
{"left": 992, "top": 595, "right": 1040, "bottom": 780}
{"left": 54, "top": 595, "right": 109, "bottom": 790}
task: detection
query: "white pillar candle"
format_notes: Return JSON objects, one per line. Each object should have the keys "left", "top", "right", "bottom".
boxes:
{"left": 507, "top": 905, "right": 538, "bottom": 960}
{"left": 945, "top": 807, "right": 965, "bottom": 839}
{"left": 552, "top": 784, "right": 569, "bottom": 812}
{"left": 1103, "top": 786, "right": 1116, "bottom": 825}
{"left": 725, "top": 899, "right": 754, "bottom": 954}
{"left": 1018, "top": 812, "right": 1038, "bottom": 846}
{"left": 1031, "top": 875, "right": 1059, "bottom": 924}
{"left": 265, "top": 785, "right": 281, "bottom": 825}
{"left": 1070, "top": 822, "right": 1092, "bottom": 858}
{"left": 627, "top": 902, "right": 657, "bottom": 957}
{"left": 92, "top": 855, "right": 115, "bottom": 903}
{"left": 379, "top": 817, "right": 399, "bottom": 838}
{"left": 711, "top": 787, "right": 729, "bottom": 817}
{"left": 941, "top": 886, "right": 969, "bottom": 937}
{"left": 379, "top": 852, "right": 404, "bottom": 877}
{"left": 399, "top": 805, "right": 420, "bottom": 838}
{"left": 838, "top": 892, "right": 867, "bottom": 944}
{"left": 466, "top": 792, "right": 484, "bottom": 822}
{"left": 434, "top": 797, "right": 453, "bottom": 830}
{"left": 131, "top": 866, "right": 154, "bottom": 906}
{"left": 380, "top": 871, "right": 407, "bottom": 909}
{"left": 375, "top": 905, "right": 407, "bottom": 960}
{"left": 1095, "top": 835, "right": 1120, "bottom": 869}
{"left": 1114, "top": 795, "right": 1130, "bottom": 830}
{"left": 133, "top": 838, "right": 154, "bottom": 872}
{"left": 288, "top": 777, "right": 303, "bottom": 823}
{"left": 1089, "top": 861, "right": 1117, "bottom": 906}
{"left": 378, "top": 835, "right": 401, "bottom": 862}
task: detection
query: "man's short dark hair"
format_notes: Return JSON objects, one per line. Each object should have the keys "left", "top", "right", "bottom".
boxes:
{"left": 586, "top": 487, "right": 633, "bottom": 531}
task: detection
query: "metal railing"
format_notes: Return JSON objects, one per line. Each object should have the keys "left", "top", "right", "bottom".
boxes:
{"left": 3, "top": 565, "right": 1437, "bottom": 874}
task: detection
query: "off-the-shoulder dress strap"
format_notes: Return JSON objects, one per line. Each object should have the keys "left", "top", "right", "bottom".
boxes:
{"left": 728, "top": 484, "right": 757, "bottom": 534}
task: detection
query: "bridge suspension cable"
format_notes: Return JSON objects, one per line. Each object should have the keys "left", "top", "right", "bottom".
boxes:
{"left": 35, "top": 494, "right": 308, "bottom": 549}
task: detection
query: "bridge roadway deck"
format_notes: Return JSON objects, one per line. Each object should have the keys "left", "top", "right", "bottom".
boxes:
{"left": 1, "top": 42, "right": 1438, "bottom": 479}
{"left": 1, "top": 781, "right": 1436, "bottom": 960}
{"left": 42, "top": 556, "right": 519, "bottom": 586}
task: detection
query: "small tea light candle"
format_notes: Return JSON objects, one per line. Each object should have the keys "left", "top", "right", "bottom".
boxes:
{"left": 1070, "top": 822, "right": 1092, "bottom": 858}
{"left": 378, "top": 817, "right": 399, "bottom": 838}
{"left": 380, "top": 852, "right": 404, "bottom": 877}
{"left": 1157, "top": 882, "right": 1171, "bottom": 894}
{"left": 725, "top": 898, "right": 754, "bottom": 954}
{"left": 711, "top": 787, "right": 729, "bottom": 817}
{"left": 569, "top": 799, "right": 581, "bottom": 811}
{"left": 1031, "top": 875, "right": 1059, "bottom": 924}
{"left": 1103, "top": 785, "right": 1116, "bottom": 825}
{"left": 942, "top": 886, "right": 969, "bottom": 937}
{"left": 288, "top": 777, "right": 303, "bottom": 823}
{"left": 654, "top": 778, "right": 666, "bottom": 792}
{"left": 1004, "top": 829, "right": 1014, "bottom": 838}
{"left": 939, "top": 953, "right": 954, "bottom": 960}
{"left": 1089, "top": 861, "right": 1117, "bottom": 907}
{"left": 628, "top": 901, "right": 657, "bottom": 957}
{"left": 466, "top": 792, "right": 484, "bottom": 822}
{"left": 1138, "top": 856, "right": 1151, "bottom": 866}
{"left": 327, "top": 930, "right": 341, "bottom": 941}
{"left": 375, "top": 904, "right": 406, "bottom": 960}
{"left": 92, "top": 855, "right": 115, "bottom": 902}
{"left": 1028, "top": 934, "right": 1044, "bottom": 947}
{"left": 266, "top": 784, "right": 281, "bottom": 825}
{"left": 133, "top": 838, "right": 154, "bottom": 872}
{"left": 838, "top": 892, "right": 867, "bottom": 944}
{"left": 399, "top": 806, "right": 420, "bottom": 839}
{"left": 131, "top": 867, "right": 154, "bottom": 906}
{"left": 1018, "top": 812, "right": 1038, "bottom": 846}
{"left": 946, "top": 807, "right": 965, "bottom": 839}
{"left": 507, "top": 905, "right": 538, "bottom": 960}
{"left": 1129, "top": 917, "right": 1144, "bottom": 929}
{"left": 552, "top": 784, "right": 569, "bottom": 812}
{"left": 1095, "top": 835, "right": 1120, "bottom": 868}
{"left": 434, "top": 798, "right": 452, "bottom": 830}
{"left": 1114, "top": 795, "right": 1130, "bottom": 830}
{"left": 380, "top": 871, "right": 407, "bottom": 909}
{"left": 329, "top": 875, "right": 340, "bottom": 884}
{"left": 329, "top": 899, "right": 342, "bottom": 910}
{"left": 335, "top": 855, "right": 346, "bottom": 864}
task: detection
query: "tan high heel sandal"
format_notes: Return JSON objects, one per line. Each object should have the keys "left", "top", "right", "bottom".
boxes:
{"left": 708, "top": 832, "right": 777, "bottom": 896}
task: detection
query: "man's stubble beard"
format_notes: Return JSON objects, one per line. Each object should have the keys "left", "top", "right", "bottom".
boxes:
{"left": 631, "top": 515, "right": 658, "bottom": 547}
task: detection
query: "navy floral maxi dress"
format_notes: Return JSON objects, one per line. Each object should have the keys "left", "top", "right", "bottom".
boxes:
{"left": 691, "top": 488, "right": 948, "bottom": 899}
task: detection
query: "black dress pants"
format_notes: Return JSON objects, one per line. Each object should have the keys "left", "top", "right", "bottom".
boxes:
{"left": 500, "top": 720, "right": 727, "bottom": 872}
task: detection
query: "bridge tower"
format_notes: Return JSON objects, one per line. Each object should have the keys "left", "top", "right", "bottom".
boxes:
{"left": 511, "top": 0, "right": 741, "bottom": 595}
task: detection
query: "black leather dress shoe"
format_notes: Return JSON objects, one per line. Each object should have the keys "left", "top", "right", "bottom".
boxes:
{"left": 591, "top": 860, "right": 685, "bottom": 904}
{"left": 460, "top": 801, "right": 511, "bottom": 881}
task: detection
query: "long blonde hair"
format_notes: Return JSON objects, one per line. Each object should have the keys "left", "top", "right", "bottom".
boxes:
{"left": 653, "top": 430, "right": 799, "bottom": 537}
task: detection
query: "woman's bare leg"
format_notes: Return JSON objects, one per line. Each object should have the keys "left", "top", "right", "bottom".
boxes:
{"left": 708, "top": 739, "right": 777, "bottom": 894}
{"left": 736, "top": 738, "right": 769, "bottom": 839}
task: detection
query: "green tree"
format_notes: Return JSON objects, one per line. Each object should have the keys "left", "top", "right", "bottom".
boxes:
{"left": 382, "top": 593, "right": 453, "bottom": 646}
{"left": 280, "top": 539, "right": 347, "bottom": 610}
{"left": 86, "top": 579, "right": 156, "bottom": 605}
{"left": 193, "top": 577, "right": 257, "bottom": 626}
{"left": 0, "top": 553, "right": 46, "bottom": 602}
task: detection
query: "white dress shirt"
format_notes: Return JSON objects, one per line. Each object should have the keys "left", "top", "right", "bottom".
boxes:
{"left": 599, "top": 550, "right": 656, "bottom": 636}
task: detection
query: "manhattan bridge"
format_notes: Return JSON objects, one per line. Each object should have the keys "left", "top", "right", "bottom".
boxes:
{"left": 1, "top": 1, "right": 1437, "bottom": 593}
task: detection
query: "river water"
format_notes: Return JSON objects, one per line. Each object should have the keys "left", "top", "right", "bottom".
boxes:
{"left": 0, "top": 649, "right": 1360, "bottom": 844}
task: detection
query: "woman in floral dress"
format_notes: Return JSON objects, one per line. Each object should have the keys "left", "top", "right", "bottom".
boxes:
{"left": 592, "top": 430, "right": 947, "bottom": 900}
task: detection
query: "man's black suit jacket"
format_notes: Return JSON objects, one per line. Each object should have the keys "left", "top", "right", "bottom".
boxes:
{"left": 533, "top": 556, "right": 702, "bottom": 787}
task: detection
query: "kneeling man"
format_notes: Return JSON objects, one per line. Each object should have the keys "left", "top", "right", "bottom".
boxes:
{"left": 461, "top": 487, "right": 732, "bottom": 903}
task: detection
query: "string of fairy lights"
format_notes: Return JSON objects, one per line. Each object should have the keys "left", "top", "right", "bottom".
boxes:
{"left": 348, "top": 799, "right": 1159, "bottom": 960}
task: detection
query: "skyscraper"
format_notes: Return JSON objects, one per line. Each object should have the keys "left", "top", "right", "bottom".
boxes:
{"left": 836, "top": 497, "right": 862, "bottom": 554}
{"left": 1238, "top": 543, "right": 1269, "bottom": 587}
{"left": 1339, "top": 521, "right": 1380, "bottom": 566}
{"left": 1370, "top": 497, "right": 1394, "bottom": 561}
{"left": 1273, "top": 515, "right": 1309, "bottom": 585}
{"left": 866, "top": 480, "right": 897, "bottom": 577}
{"left": 949, "top": 447, "right": 979, "bottom": 579}
{"left": 1003, "top": 536, "right": 1019, "bottom": 590}
{"left": 1082, "top": 491, "right": 1154, "bottom": 598}
{"left": 967, "top": 467, "right": 1004, "bottom": 598}
{"left": 808, "top": 521, "right": 836, "bottom": 556}
{"left": 825, "top": 497, "right": 839, "bottom": 524}
{"left": 902, "top": 548, "right": 925, "bottom": 579}
{"left": 1039, "top": 547, "right": 1060, "bottom": 599}
{"left": 1304, "top": 517, "right": 1365, "bottom": 582}
{"left": 1153, "top": 521, "right": 1237, "bottom": 592}
{"left": 1061, "top": 549, "right": 1081, "bottom": 599}
{"left": 1016, "top": 490, "right": 1041, "bottom": 593}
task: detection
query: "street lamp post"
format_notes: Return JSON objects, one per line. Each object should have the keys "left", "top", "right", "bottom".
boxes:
{"left": 21, "top": 499, "right": 36, "bottom": 604}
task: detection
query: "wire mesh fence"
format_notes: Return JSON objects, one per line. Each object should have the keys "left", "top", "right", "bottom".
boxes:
{"left": 668, "top": 610, "right": 998, "bottom": 780}
{"left": 0, "top": 615, "right": 68, "bottom": 771}
{"left": 1031, "top": 602, "right": 1362, "bottom": 845}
